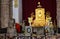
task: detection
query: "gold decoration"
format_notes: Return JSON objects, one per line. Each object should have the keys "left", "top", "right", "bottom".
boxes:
{"left": 45, "top": 11, "right": 53, "bottom": 27}
{"left": 28, "top": 17, "right": 33, "bottom": 26}
{"left": 31, "top": 12, "right": 35, "bottom": 19}
{"left": 46, "top": 11, "right": 50, "bottom": 18}
{"left": 14, "top": 0, "right": 18, "bottom": 8}
{"left": 38, "top": 2, "right": 40, "bottom": 5}
{"left": 37, "top": 2, "right": 42, "bottom": 7}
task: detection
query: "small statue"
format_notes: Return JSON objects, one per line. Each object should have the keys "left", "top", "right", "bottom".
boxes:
{"left": 45, "top": 11, "right": 53, "bottom": 28}
{"left": 28, "top": 12, "right": 35, "bottom": 26}
{"left": 46, "top": 11, "right": 51, "bottom": 26}
{"left": 30, "top": 12, "right": 35, "bottom": 20}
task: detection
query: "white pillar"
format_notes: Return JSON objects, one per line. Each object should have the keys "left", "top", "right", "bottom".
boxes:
{"left": 13, "top": 0, "right": 19, "bottom": 23}
{"left": 13, "top": 0, "right": 22, "bottom": 23}
{"left": 19, "top": 0, "right": 22, "bottom": 23}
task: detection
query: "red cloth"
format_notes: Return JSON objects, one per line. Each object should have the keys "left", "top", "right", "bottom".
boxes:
{"left": 15, "top": 23, "right": 21, "bottom": 33}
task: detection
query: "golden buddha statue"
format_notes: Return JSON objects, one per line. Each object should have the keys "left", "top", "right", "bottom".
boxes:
{"left": 31, "top": 2, "right": 45, "bottom": 27}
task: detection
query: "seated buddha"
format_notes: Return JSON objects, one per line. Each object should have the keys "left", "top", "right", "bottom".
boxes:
{"left": 31, "top": 2, "right": 45, "bottom": 27}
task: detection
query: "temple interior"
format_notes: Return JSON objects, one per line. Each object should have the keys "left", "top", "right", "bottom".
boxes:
{"left": 0, "top": 0, "right": 60, "bottom": 39}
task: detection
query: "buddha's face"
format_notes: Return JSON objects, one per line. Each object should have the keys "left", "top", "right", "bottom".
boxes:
{"left": 35, "top": 8, "right": 45, "bottom": 20}
{"left": 38, "top": 11, "right": 42, "bottom": 18}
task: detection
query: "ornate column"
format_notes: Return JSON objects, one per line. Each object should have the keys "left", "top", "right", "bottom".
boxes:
{"left": 9, "top": 0, "right": 13, "bottom": 19}
{"left": 1, "top": 0, "right": 10, "bottom": 28}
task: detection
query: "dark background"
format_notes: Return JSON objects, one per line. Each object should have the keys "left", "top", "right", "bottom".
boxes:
{"left": 22, "top": 0, "right": 57, "bottom": 25}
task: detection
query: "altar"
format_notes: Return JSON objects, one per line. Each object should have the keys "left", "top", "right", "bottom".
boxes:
{"left": 27, "top": 2, "right": 54, "bottom": 36}
{"left": 28, "top": 2, "right": 53, "bottom": 28}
